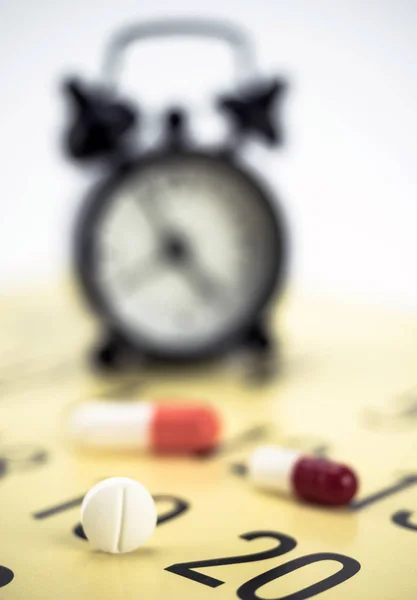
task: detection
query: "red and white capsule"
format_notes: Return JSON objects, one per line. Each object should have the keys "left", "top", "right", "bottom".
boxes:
{"left": 247, "top": 446, "right": 358, "bottom": 506}
{"left": 68, "top": 401, "right": 221, "bottom": 454}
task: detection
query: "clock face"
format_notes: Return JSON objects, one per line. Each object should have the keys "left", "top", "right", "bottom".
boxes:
{"left": 76, "top": 153, "right": 286, "bottom": 358}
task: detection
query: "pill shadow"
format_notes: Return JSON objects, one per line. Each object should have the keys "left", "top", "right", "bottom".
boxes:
{"left": 73, "top": 524, "right": 162, "bottom": 557}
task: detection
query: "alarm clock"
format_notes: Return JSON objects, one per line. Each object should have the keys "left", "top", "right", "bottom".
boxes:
{"left": 61, "top": 19, "right": 289, "bottom": 372}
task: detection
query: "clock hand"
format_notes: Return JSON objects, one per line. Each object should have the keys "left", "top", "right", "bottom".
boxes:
{"left": 112, "top": 253, "right": 163, "bottom": 295}
{"left": 113, "top": 206, "right": 228, "bottom": 304}
{"left": 135, "top": 179, "right": 177, "bottom": 237}
{"left": 181, "top": 258, "right": 228, "bottom": 305}
{"left": 128, "top": 187, "right": 171, "bottom": 246}
{"left": 141, "top": 191, "right": 167, "bottom": 232}
{"left": 157, "top": 228, "right": 228, "bottom": 305}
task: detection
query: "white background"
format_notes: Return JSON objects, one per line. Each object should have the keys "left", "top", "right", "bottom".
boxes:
{"left": 0, "top": 0, "right": 416, "bottom": 311}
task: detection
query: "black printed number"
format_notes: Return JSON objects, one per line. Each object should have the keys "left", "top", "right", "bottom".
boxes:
{"left": 0, "top": 566, "right": 14, "bottom": 588}
{"left": 392, "top": 510, "right": 417, "bottom": 532}
{"left": 166, "top": 531, "right": 360, "bottom": 599}
{"left": 154, "top": 495, "right": 190, "bottom": 526}
{"left": 74, "top": 494, "right": 190, "bottom": 540}
{"left": 33, "top": 492, "right": 189, "bottom": 540}
{"left": 237, "top": 552, "right": 360, "bottom": 600}
{"left": 166, "top": 531, "right": 296, "bottom": 588}
{"left": 350, "top": 475, "right": 417, "bottom": 512}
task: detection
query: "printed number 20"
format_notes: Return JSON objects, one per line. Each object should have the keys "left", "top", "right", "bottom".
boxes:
{"left": 166, "top": 531, "right": 360, "bottom": 600}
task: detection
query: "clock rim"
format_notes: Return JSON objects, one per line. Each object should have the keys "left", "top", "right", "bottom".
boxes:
{"left": 73, "top": 149, "right": 289, "bottom": 361}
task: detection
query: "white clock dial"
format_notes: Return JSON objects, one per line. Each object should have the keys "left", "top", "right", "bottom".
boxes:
{"left": 83, "top": 155, "right": 283, "bottom": 355}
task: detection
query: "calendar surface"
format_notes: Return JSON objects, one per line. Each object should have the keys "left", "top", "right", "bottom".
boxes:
{"left": 0, "top": 281, "right": 416, "bottom": 599}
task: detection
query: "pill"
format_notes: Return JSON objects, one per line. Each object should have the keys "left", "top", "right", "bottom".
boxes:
{"left": 68, "top": 401, "right": 221, "bottom": 453}
{"left": 247, "top": 445, "right": 358, "bottom": 506}
{"left": 81, "top": 477, "right": 157, "bottom": 554}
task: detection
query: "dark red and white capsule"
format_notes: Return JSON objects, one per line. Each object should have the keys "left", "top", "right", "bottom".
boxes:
{"left": 247, "top": 445, "right": 358, "bottom": 506}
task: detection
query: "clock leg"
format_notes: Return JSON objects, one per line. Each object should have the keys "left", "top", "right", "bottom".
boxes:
{"left": 242, "top": 319, "right": 279, "bottom": 382}
{"left": 90, "top": 332, "right": 139, "bottom": 372}
{"left": 245, "top": 320, "right": 273, "bottom": 353}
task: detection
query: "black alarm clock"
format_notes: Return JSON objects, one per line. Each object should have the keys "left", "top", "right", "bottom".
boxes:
{"left": 62, "top": 19, "right": 289, "bottom": 372}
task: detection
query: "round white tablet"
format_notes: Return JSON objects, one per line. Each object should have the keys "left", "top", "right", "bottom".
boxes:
{"left": 81, "top": 477, "right": 157, "bottom": 554}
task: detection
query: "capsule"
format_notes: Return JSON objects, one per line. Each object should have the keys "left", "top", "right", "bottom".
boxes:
{"left": 247, "top": 446, "right": 358, "bottom": 506}
{"left": 68, "top": 401, "right": 221, "bottom": 454}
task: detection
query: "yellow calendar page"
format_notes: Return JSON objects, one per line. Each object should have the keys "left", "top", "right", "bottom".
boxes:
{"left": 0, "top": 281, "right": 416, "bottom": 599}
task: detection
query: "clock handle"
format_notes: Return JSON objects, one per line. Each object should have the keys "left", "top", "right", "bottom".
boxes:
{"left": 101, "top": 18, "right": 258, "bottom": 91}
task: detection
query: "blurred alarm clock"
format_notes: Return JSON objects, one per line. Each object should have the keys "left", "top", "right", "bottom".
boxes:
{"left": 61, "top": 19, "right": 289, "bottom": 371}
